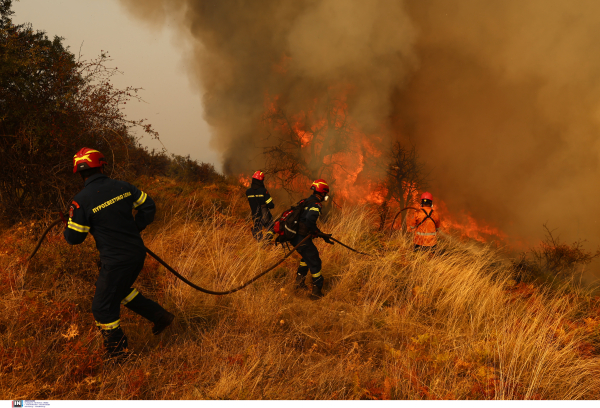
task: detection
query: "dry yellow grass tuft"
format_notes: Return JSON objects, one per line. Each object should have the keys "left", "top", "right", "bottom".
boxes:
{"left": 1, "top": 186, "right": 599, "bottom": 399}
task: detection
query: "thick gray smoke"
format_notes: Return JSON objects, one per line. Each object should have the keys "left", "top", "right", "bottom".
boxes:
{"left": 121, "top": 0, "right": 600, "bottom": 255}
{"left": 120, "top": 0, "right": 416, "bottom": 172}
{"left": 395, "top": 1, "right": 600, "bottom": 250}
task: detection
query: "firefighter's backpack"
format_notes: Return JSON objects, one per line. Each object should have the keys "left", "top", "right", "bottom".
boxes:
{"left": 273, "top": 199, "right": 306, "bottom": 243}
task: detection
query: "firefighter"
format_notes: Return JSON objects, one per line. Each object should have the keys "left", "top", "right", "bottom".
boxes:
{"left": 408, "top": 192, "right": 441, "bottom": 251}
{"left": 293, "top": 179, "right": 333, "bottom": 300}
{"left": 245, "top": 170, "right": 275, "bottom": 242}
{"left": 64, "top": 148, "right": 174, "bottom": 360}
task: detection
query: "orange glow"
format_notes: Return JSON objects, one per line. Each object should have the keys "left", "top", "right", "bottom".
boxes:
{"left": 363, "top": 185, "right": 387, "bottom": 205}
{"left": 259, "top": 90, "right": 509, "bottom": 244}
{"left": 273, "top": 54, "right": 292, "bottom": 74}
{"left": 238, "top": 175, "right": 251, "bottom": 188}
{"left": 434, "top": 200, "right": 507, "bottom": 243}
{"left": 402, "top": 181, "right": 420, "bottom": 206}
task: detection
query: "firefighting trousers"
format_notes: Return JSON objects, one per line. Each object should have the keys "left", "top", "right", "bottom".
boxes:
{"left": 251, "top": 215, "right": 274, "bottom": 242}
{"left": 92, "top": 256, "right": 167, "bottom": 332}
{"left": 292, "top": 235, "right": 324, "bottom": 289}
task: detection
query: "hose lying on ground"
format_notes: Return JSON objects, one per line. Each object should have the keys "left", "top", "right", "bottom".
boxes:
{"left": 28, "top": 218, "right": 312, "bottom": 294}
{"left": 145, "top": 235, "right": 311, "bottom": 295}
{"left": 28, "top": 220, "right": 372, "bottom": 295}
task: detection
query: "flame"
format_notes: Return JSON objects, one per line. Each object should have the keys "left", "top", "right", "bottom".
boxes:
{"left": 239, "top": 175, "right": 251, "bottom": 187}
{"left": 435, "top": 200, "right": 507, "bottom": 243}
{"left": 262, "top": 89, "right": 385, "bottom": 204}
{"left": 258, "top": 88, "right": 508, "bottom": 244}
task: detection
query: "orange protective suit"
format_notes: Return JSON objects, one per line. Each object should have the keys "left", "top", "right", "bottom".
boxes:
{"left": 408, "top": 207, "right": 441, "bottom": 247}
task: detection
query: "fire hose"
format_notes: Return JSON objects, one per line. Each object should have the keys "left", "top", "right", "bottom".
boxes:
{"left": 145, "top": 235, "right": 312, "bottom": 295}
{"left": 329, "top": 237, "right": 372, "bottom": 256}
{"left": 28, "top": 219, "right": 372, "bottom": 295}
{"left": 389, "top": 206, "right": 420, "bottom": 232}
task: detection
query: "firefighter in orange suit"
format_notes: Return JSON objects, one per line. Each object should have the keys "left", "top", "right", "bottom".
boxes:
{"left": 408, "top": 192, "right": 441, "bottom": 251}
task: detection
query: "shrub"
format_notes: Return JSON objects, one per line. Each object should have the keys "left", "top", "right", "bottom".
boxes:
{"left": 513, "top": 224, "right": 600, "bottom": 283}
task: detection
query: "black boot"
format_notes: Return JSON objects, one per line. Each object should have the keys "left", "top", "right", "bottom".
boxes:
{"left": 295, "top": 273, "right": 308, "bottom": 290}
{"left": 264, "top": 230, "right": 275, "bottom": 244}
{"left": 152, "top": 311, "right": 175, "bottom": 335}
{"left": 310, "top": 285, "right": 324, "bottom": 300}
{"left": 310, "top": 275, "right": 324, "bottom": 300}
{"left": 101, "top": 327, "right": 129, "bottom": 360}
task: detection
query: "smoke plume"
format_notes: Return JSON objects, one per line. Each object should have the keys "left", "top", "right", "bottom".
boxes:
{"left": 394, "top": 1, "right": 600, "bottom": 248}
{"left": 120, "top": 0, "right": 600, "bottom": 251}
{"left": 120, "top": 0, "right": 415, "bottom": 170}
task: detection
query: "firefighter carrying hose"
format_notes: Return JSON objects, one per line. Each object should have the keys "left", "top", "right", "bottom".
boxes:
{"left": 245, "top": 170, "right": 275, "bottom": 242}
{"left": 64, "top": 148, "right": 174, "bottom": 360}
{"left": 408, "top": 192, "right": 441, "bottom": 251}
{"left": 293, "top": 179, "right": 333, "bottom": 300}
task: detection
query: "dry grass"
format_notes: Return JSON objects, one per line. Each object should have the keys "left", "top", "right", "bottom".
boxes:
{"left": 1, "top": 179, "right": 600, "bottom": 399}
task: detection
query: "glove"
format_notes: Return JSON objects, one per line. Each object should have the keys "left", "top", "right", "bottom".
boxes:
{"left": 58, "top": 211, "right": 68, "bottom": 227}
{"left": 317, "top": 232, "right": 334, "bottom": 245}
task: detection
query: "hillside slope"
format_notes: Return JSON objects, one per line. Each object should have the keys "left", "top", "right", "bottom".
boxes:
{"left": 1, "top": 177, "right": 599, "bottom": 399}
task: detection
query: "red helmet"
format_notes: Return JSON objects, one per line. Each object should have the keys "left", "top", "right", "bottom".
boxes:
{"left": 73, "top": 148, "right": 107, "bottom": 174}
{"left": 311, "top": 179, "right": 329, "bottom": 194}
{"left": 252, "top": 170, "right": 265, "bottom": 181}
{"left": 421, "top": 192, "right": 433, "bottom": 201}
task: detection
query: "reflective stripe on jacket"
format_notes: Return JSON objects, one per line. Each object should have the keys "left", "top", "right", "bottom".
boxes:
{"left": 408, "top": 207, "right": 441, "bottom": 247}
{"left": 245, "top": 182, "right": 274, "bottom": 219}
{"left": 63, "top": 173, "right": 155, "bottom": 264}
{"left": 298, "top": 195, "right": 322, "bottom": 234}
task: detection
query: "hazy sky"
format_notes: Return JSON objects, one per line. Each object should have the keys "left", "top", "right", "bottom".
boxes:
{"left": 11, "top": 0, "right": 220, "bottom": 168}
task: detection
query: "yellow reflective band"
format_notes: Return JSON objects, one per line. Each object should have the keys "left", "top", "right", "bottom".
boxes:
{"left": 265, "top": 197, "right": 272, "bottom": 204}
{"left": 309, "top": 207, "right": 320, "bottom": 212}
{"left": 133, "top": 191, "right": 147, "bottom": 209}
{"left": 121, "top": 289, "right": 139, "bottom": 305}
{"left": 299, "top": 261, "right": 307, "bottom": 267}
{"left": 67, "top": 219, "right": 90, "bottom": 233}
{"left": 95, "top": 319, "right": 120, "bottom": 330}
{"left": 247, "top": 195, "right": 255, "bottom": 198}
{"left": 311, "top": 271, "right": 322, "bottom": 278}
{"left": 416, "top": 231, "right": 437, "bottom": 236}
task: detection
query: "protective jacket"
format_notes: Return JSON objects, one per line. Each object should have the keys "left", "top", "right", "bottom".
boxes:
{"left": 297, "top": 194, "right": 323, "bottom": 235}
{"left": 291, "top": 194, "right": 325, "bottom": 290}
{"left": 245, "top": 179, "right": 274, "bottom": 219}
{"left": 64, "top": 173, "right": 156, "bottom": 265}
{"left": 408, "top": 206, "right": 441, "bottom": 247}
